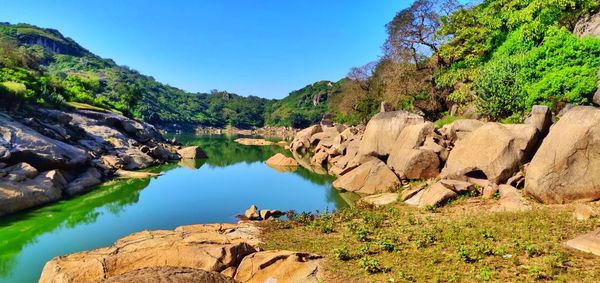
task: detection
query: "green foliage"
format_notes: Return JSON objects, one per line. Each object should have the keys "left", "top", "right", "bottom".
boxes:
{"left": 358, "top": 256, "right": 388, "bottom": 273}
{"left": 474, "top": 56, "right": 525, "bottom": 119}
{"left": 438, "top": 0, "right": 600, "bottom": 119}
{"left": 265, "top": 81, "right": 340, "bottom": 128}
{"left": 434, "top": 115, "right": 459, "bottom": 128}
{"left": 0, "top": 23, "right": 274, "bottom": 128}
{"left": 334, "top": 246, "right": 352, "bottom": 261}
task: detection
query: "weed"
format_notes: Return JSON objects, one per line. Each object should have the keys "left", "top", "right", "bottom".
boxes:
{"left": 480, "top": 266, "right": 492, "bottom": 281}
{"left": 334, "top": 246, "right": 352, "bottom": 261}
{"left": 377, "top": 238, "right": 396, "bottom": 252}
{"left": 358, "top": 256, "right": 389, "bottom": 273}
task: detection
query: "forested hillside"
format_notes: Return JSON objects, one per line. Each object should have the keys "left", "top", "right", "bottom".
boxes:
{"left": 2, "top": 0, "right": 599, "bottom": 129}
{"left": 0, "top": 23, "right": 272, "bottom": 128}
{"left": 327, "top": 0, "right": 600, "bottom": 124}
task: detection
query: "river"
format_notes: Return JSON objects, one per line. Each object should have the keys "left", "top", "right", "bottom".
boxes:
{"left": 0, "top": 134, "right": 350, "bottom": 283}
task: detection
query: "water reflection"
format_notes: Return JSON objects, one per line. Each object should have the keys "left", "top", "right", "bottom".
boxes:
{"left": 0, "top": 177, "right": 151, "bottom": 277}
{"left": 0, "top": 134, "right": 356, "bottom": 283}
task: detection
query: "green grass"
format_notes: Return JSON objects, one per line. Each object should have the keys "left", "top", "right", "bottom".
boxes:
{"left": 66, "top": 101, "right": 114, "bottom": 113}
{"left": 0, "top": 81, "right": 26, "bottom": 94}
{"left": 260, "top": 201, "right": 600, "bottom": 282}
{"left": 434, "top": 115, "right": 459, "bottom": 128}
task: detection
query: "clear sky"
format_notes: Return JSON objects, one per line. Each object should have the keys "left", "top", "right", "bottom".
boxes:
{"left": 0, "top": 1, "right": 412, "bottom": 99}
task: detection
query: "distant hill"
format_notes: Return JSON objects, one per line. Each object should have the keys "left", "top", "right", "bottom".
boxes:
{"left": 265, "top": 80, "right": 341, "bottom": 128}
{"left": 0, "top": 22, "right": 334, "bottom": 129}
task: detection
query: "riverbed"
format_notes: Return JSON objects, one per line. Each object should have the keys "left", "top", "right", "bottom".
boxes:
{"left": 0, "top": 134, "right": 349, "bottom": 283}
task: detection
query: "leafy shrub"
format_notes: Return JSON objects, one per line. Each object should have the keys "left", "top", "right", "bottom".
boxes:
{"left": 474, "top": 56, "right": 525, "bottom": 120}
{"left": 334, "top": 246, "right": 352, "bottom": 261}
{"left": 358, "top": 256, "right": 389, "bottom": 273}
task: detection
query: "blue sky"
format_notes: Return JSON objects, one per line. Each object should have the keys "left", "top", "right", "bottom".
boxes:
{"left": 0, "top": 1, "right": 412, "bottom": 99}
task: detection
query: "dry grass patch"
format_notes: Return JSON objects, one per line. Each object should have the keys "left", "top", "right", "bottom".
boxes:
{"left": 260, "top": 202, "right": 600, "bottom": 282}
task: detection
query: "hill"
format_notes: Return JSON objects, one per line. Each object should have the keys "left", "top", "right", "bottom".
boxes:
{"left": 0, "top": 23, "right": 277, "bottom": 129}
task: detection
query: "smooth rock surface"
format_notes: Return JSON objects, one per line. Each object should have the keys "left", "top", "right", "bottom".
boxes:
{"left": 234, "top": 251, "right": 324, "bottom": 283}
{"left": 265, "top": 153, "right": 299, "bottom": 168}
{"left": 177, "top": 146, "right": 207, "bottom": 159}
{"left": 100, "top": 267, "right": 239, "bottom": 283}
{"left": 332, "top": 159, "right": 400, "bottom": 194}
{"left": 566, "top": 228, "right": 600, "bottom": 256}
{"left": 441, "top": 123, "right": 538, "bottom": 184}
{"left": 39, "top": 223, "right": 260, "bottom": 283}
{"left": 358, "top": 111, "right": 424, "bottom": 158}
{"left": 358, "top": 193, "right": 398, "bottom": 207}
{"left": 526, "top": 106, "right": 600, "bottom": 203}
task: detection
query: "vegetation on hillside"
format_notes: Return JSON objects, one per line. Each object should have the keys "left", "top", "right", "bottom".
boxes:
{"left": 265, "top": 80, "right": 341, "bottom": 128}
{"left": 1, "top": 0, "right": 598, "bottom": 128}
{"left": 0, "top": 23, "right": 272, "bottom": 128}
{"left": 328, "top": 0, "right": 600, "bottom": 124}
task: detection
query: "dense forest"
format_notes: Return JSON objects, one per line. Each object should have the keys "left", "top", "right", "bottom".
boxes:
{"left": 1, "top": 0, "right": 599, "bottom": 129}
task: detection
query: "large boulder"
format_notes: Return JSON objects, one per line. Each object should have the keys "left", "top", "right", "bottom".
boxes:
{"left": 0, "top": 114, "right": 88, "bottom": 171}
{"left": 265, "top": 153, "right": 299, "bottom": 168}
{"left": 100, "top": 267, "right": 238, "bottom": 283}
{"left": 332, "top": 159, "right": 400, "bottom": 194}
{"left": 441, "top": 123, "right": 539, "bottom": 184}
{"left": 0, "top": 170, "right": 65, "bottom": 216}
{"left": 387, "top": 148, "right": 439, "bottom": 180}
{"left": 525, "top": 105, "right": 552, "bottom": 136}
{"left": 439, "top": 119, "right": 485, "bottom": 144}
{"left": 177, "top": 146, "right": 207, "bottom": 159}
{"left": 358, "top": 111, "right": 424, "bottom": 158}
{"left": 526, "top": 106, "right": 600, "bottom": 203}
{"left": 234, "top": 251, "right": 324, "bottom": 283}
{"left": 39, "top": 223, "right": 260, "bottom": 283}
{"left": 290, "top": 125, "right": 322, "bottom": 152}
{"left": 64, "top": 167, "right": 102, "bottom": 196}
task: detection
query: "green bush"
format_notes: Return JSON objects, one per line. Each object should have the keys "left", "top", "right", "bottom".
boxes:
{"left": 474, "top": 56, "right": 525, "bottom": 120}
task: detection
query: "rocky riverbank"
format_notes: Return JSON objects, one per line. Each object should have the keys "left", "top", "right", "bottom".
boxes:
{"left": 289, "top": 105, "right": 600, "bottom": 207}
{"left": 0, "top": 106, "right": 203, "bottom": 216}
{"left": 39, "top": 222, "right": 325, "bottom": 283}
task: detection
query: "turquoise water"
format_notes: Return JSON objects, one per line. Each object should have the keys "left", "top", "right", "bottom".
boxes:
{"left": 0, "top": 134, "right": 348, "bottom": 283}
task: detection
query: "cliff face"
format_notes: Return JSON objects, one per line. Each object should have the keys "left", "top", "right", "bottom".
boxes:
{"left": 575, "top": 9, "right": 600, "bottom": 38}
{"left": 0, "top": 107, "right": 180, "bottom": 216}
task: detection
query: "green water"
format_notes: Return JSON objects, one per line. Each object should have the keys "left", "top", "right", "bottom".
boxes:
{"left": 0, "top": 134, "right": 349, "bottom": 283}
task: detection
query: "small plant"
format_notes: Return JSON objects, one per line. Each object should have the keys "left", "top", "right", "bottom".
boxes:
{"left": 458, "top": 245, "right": 478, "bottom": 263}
{"left": 363, "top": 212, "right": 384, "bottom": 228}
{"left": 358, "top": 256, "right": 389, "bottom": 274}
{"left": 480, "top": 266, "right": 492, "bottom": 282}
{"left": 356, "top": 226, "right": 370, "bottom": 242}
{"left": 528, "top": 265, "right": 547, "bottom": 280}
{"left": 492, "top": 191, "right": 501, "bottom": 200}
{"left": 411, "top": 229, "right": 437, "bottom": 248}
{"left": 424, "top": 205, "right": 439, "bottom": 213}
{"left": 334, "top": 245, "right": 352, "bottom": 261}
{"left": 310, "top": 214, "right": 334, "bottom": 234}
{"left": 479, "top": 229, "right": 495, "bottom": 241}
{"left": 524, "top": 241, "right": 540, "bottom": 257}
{"left": 359, "top": 242, "right": 371, "bottom": 255}
{"left": 377, "top": 238, "right": 396, "bottom": 252}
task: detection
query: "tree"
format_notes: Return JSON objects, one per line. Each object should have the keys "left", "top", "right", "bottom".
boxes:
{"left": 385, "top": 0, "right": 459, "bottom": 68}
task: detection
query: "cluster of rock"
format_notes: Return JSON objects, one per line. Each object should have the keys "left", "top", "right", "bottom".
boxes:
{"left": 39, "top": 223, "right": 324, "bottom": 283}
{"left": 243, "top": 204, "right": 284, "bottom": 221}
{"left": 0, "top": 107, "right": 204, "bottom": 216}
{"left": 196, "top": 126, "right": 297, "bottom": 140}
{"left": 290, "top": 105, "right": 600, "bottom": 208}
